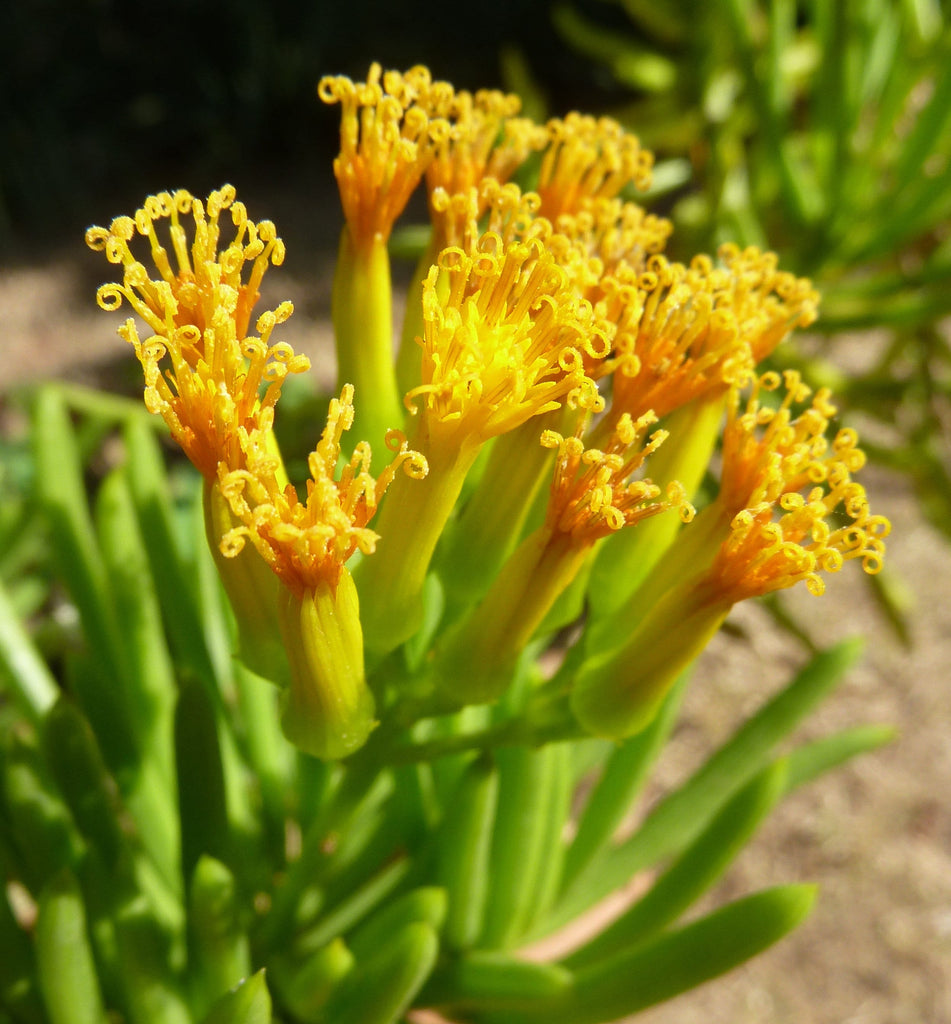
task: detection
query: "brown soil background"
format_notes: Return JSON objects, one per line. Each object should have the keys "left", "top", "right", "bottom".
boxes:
{"left": 2, "top": 208, "right": 949, "bottom": 1023}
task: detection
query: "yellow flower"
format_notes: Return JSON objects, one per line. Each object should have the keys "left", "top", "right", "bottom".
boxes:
{"left": 86, "top": 185, "right": 307, "bottom": 480}
{"left": 537, "top": 112, "right": 653, "bottom": 220}
{"left": 636, "top": 369, "right": 878, "bottom": 600}
{"left": 218, "top": 385, "right": 427, "bottom": 759}
{"left": 406, "top": 238, "right": 606, "bottom": 455}
{"left": 540, "top": 412, "right": 694, "bottom": 544}
{"left": 87, "top": 186, "right": 307, "bottom": 679}
{"left": 218, "top": 385, "right": 427, "bottom": 598}
{"left": 702, "top": 490, "right": 887, "bottom": 602}
{"left": 718, "top": 370, "right": 862, "bottom": 513}
{"left": 697, "top": 370, "right": 887, "bottom": 601}
{"left": 600, "top": 245, "right": 819, "bottom": 434}
{"left": 320, "top": 64, "right": 456, "bottom": 461}
{"left": 319, "top": 63, "right": 453, "bottom": 247}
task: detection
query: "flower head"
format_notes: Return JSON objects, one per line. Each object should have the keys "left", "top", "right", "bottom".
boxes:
{"left": 605, "top": 244, "right": 819, "bottom": 426}
{"left": 541, "top": 412, "right": 694, "bottom": 546}
{"left": 318, "top": 63, "right": 453, "bottom": 245}
{"left": 699, "top": 370, "right": 889, "bottom": 601}
{"left": 218, "top": 385, "right": 427, "bottom": 598}
{"left": 537, "top": 113, "right": 653, "bottom": 220}
{"left": 405, "top": 234, "right": 607, "bottom": 455}
{"left": 703, "top": 492, "right": 887, "bottom": 603}
{"left": 86, "top": 186, "right": 307, "bottom": 479}
{"left": 425, "top": 89, "right": 547, "bottom": 245}
{"left": 718, "top": 369, "right": 864, "bottom": 513}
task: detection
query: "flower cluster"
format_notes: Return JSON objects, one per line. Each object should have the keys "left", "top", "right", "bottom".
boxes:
{"left": 88, "top": 64, "right": 888, "bottom": 761}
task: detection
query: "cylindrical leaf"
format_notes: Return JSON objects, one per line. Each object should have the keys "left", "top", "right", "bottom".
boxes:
{"left": 0, "top": 578, "right": 57, "bottom": 724}
{"left": 176, "top": 678, "right": 229, "bottom": 884}
{"left": 559, "top": 885, "right": 817, "bottom": 1024}
{"left": 188, "top": 856, "right": 251, "bottom": 1019}
{"left": 95, "top": 468, "right": 177, "bottom": 784}
{"left": 2, "top": 735, "right": 79, "bottom": 892}
{"left": 31, "top": 388, "right": 128, "bottom": 698}
{"left": 479, "top": 744, "right": 557, "bottom": 949}
{"left": 34, "top": 869, "right": 108, "bottom": 1024}
{"left": 271, "top": 939, "right": 354, "bottom": 1023}
{"left": 0, "top": 885, "right": 44, "bottom": 1024}
{"left": 114, "top": 899, "right": 191, "bottom": 1024}
{"left": 525, "top": 742, "right": 572, "bottom": 927}
{"left": 122, "top": 416, "right": 219, "bottom": 688}
{"left": 545, "top": 641, "right": 861, "bottom": 931}
{"left": 560, "top": 674, "right": 686, "bottom": 895}
{"left": 437, "top": 753, "right": 499, "bottom": 950}
{"left": 348, "top": 886, "right": 448, "bottom": 961}
{"left": 424, "top": 951, "right": 572, "bottom": 1013}
{"left": 42, "top": 698, "right": 126, "bottom": 874}
{"left": 488, "top": 885, "right": 817, "bottom": 1024}
{"left": 199, "top": 969, "right": 271, "bottom": 1024}
{"left": 566, "top": 760, "right": 788, "bottom": 968}
{"left": 321, "top": 921, "right": 439, "bottom": 1024}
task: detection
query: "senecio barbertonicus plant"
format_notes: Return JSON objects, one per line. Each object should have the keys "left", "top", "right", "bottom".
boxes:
{"left": 3, "top": 64, "right": 892, "bottom": 1024}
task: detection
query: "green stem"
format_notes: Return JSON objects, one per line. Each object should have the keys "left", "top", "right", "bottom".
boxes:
{"left": 355, "top": 441, "right": 480, "bottom": 658}
{"left": 332, "top": 227, "right": 404, "bottom": 467}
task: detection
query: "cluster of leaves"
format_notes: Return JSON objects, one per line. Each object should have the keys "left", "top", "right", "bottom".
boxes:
{"left": 0, "top": 383, "right": 892, "bottom": 1022}
{"left": 547, "top": 0, "right": 951, "bottom": 543}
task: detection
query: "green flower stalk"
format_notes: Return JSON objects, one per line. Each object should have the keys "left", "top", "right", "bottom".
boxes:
{"left": 276, "top": 572, "right": 373, "bottom": 761}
